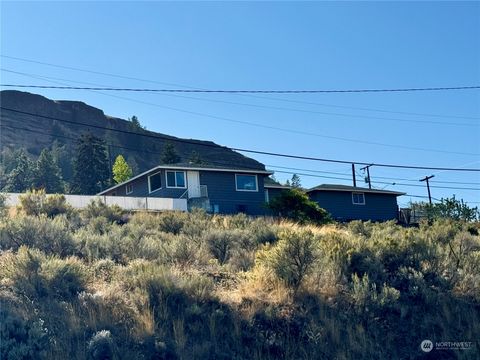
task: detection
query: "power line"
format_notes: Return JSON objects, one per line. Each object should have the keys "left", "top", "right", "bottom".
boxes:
{"left": 2, "top": 122, "right": 480, "bottom": 197}
{"left": 4, "top": 121, "right": 479, "bottom": 194}
{"left": 3, "top": 54, "right": 479, "bottom": 120}
{"left": 267, "top": 164, "right": 480, "bottom": 185}
{"left": 271, "top": 169, "right": 480, "bottom": 191}
{"left": 3, "top": 83, "right": 480, "bottom": 94}
{"left": 1, "top": 85, "right": 477, "bottom": 157}
{"left": 4, "top": 68, "right": 477, "bottom": 128}
{"left": 2, "top": 106, "right": 480, "bottom": 172}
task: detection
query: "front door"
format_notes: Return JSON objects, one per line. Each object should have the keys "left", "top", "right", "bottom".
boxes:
{"left": 187, "top": 171, "right": 201, "bottom": 198}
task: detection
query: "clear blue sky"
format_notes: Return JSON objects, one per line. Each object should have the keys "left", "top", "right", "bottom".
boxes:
{"left": 1, "top": 1, "right": 479, "bottom": 206}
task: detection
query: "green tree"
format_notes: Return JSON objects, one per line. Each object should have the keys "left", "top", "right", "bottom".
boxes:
{"left": 290, "top": 174, "right": 301, "bottom": 188}
{"left": 112, "top": 155, "right": 133, "bottom": 184}
{"left": 3, "top": 149, "right": 34, "bottom": 192}
{"left": 71, "top": 134, "right": 110, "bottom": 194}
{"left": 33, "top": 148, "right": 65, "bottom": 193}
{"left": 160, "top": 142, "right": 181, "bottom": 164}
{"left": 267, "top": 188, "right": 332, "bottom": 225}
{"left": 413, "top": 196, "right": 479, "bottom": 222}
{"left": 51, "top": 140, "right": 74, "bottom": 183}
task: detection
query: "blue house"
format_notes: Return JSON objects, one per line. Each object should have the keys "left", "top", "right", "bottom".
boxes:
{"left": 307, "top": 184, "right": 405, "bottom": 222}
{"left": 98, "top": 163, "right": 276, "bottom": 215}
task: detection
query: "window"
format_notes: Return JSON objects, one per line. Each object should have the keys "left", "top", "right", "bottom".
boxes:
{"left": 235, "top": 174, "right": 258, "bottom": 191}
{"left": 352, "top": 192, "right": 365, "bottom": 205}
{"left": 166, "top": 171, "right": 186, "bottom": 188}
{"left": 148, "top": 172, "right": 162, "bottom": 193}
{"left": 126, "top": 184, "right": 133, "bottom": 194}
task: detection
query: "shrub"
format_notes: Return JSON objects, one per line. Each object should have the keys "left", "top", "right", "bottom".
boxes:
{"left": 157, "top": 211, "right": 188, "bottom": 234}
{"left": 0, "top": 192, "right": 7, "bottom": 219}
{"left": 262, "top": 230, "right": 319, "bottom": 293}
{"left": 350, "top": 274, "right": 400, "bottom": 314}
{"left": 87, "top": 330, "right": 116, "bottom": 360}
{"left": 0, "top": 215, "right": 76, "bottom": 257}
{"left": 248, "top": 219, "right": 278, "bottom": 245}
{"left": 0, "top": 289, "right": 50, "bottom": 360}
{"left": 18, "top": 189, "right": 73, "bottom": 218}
{"left": 83, "top": 199, "right": 125, "bottom": 224}
{"left": 40, "top": 256, "right": 88, "bottom": 301}
{"left": 204, "top": 229, "right": 251, "bottom": 265}
{"left": 0, "top": 247, "right": 46, "bottom": 300}
{"left": 160, "top": 234, "right": 207, "bottom": 267}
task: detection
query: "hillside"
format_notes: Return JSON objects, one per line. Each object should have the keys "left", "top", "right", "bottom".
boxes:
{"left": 0, "top": 90, "right": 265, "bottom": 173}
{"left": 1, "top": 197, "right": 479, "bottom": 359}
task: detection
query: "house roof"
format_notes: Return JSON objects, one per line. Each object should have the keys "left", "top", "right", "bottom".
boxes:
{"left": 306, "top": 184, "right": 405, "bottom": 196}
{"left": 98, "top": 163, "right": 274, "bottom": 195}
{"left": 264, "top": 177, "right": 291, "bottom": 189}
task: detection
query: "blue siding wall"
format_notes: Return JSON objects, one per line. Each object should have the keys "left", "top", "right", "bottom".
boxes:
{"left": 103, "top": 169, "right": 268, "bottom": 215}
{"left": 200, "top": 172, "right": 266, "bottom": 215}
{"left": 103, "top": 169, "right": 187, "bottom": 198}
{"left": 309, "top": 191, "right": 399, "bottom": 221}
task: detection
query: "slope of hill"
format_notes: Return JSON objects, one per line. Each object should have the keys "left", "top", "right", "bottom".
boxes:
{"left": 0, "top": 90, "right": 265, "bottom": 173}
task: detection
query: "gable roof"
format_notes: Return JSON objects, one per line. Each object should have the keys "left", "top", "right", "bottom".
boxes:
{"left": 98, "top": 163, "right": 273, "bottom": 195}
{"left": 306, "top": 184, "right": 405, "bottom": 196}
{"left": 264, "top": 177, "right": 291, "bottom": 189}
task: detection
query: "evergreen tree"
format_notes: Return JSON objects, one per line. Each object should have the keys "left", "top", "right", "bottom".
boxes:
{"left": 129, "top": 115, "right": 145, "bottom": 130}
{"left": 126, "top": 155, "right": 139, "bottom": 175}
{"left": 188, "top": 150, "right": 205, "bottom": 165}
{"left": 71, "top": 134, "right": 110, "bottom": 194}
{"left": 112, "top": 155, "right": 133, "bottom": 184}
{"left": 3, "top": 149, "right": 34, "bottom": 192}
{"left": 160, "top": 143, "right": 181, "bottom": 164}
{"left": 291, "top": 174, "right": 302, "bottom": 188}
{"left": 34, "top": 148, "right": 64, "bottom": 193}
{"left": 51, "top": 141, "right": 74, "bottom": 183}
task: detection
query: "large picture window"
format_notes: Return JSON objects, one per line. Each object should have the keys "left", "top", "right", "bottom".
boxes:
{"left": 235, "top": 174, "right": 258, "bottom": 191}
{"left": 166, "top": 171, "right": 186, "bottom": 188}
{"left": 148, "top": 172, "right": 162, "bottom": 193}
{"left": 352, "top": 192, "right": 365, "bottom": 205}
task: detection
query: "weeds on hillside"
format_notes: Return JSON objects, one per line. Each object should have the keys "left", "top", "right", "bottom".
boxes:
{"left": 1, "top": 200, "right": 479, "bottom": 359}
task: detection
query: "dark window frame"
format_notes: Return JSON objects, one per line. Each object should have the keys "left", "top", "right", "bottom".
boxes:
{"left": 148, "top": 171, "right": 163, "bottom": 193}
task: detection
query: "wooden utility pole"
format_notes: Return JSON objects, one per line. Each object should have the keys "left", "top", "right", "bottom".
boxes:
{"left": 420, "top": 175, "right": 435, "bottom": 204}
{"left": 360, "top": 164, "right": 373, "bottom": 189}
{"left": 352, "top": 163, "right": 357, "bottom": 187}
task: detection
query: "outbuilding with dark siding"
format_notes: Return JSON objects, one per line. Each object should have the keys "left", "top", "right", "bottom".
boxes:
{"left": 307, "top": 184, "right": 405, "bottom": 222}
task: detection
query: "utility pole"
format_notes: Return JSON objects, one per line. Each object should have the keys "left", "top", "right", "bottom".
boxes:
{"left": 420, "top": 175, "right": 435, "bottom": 204}
{"left": 360, "top": 164, "right": 373, "bottom": 189}
{"left": 352, "top": 163, "right": 357, "bottom": 187}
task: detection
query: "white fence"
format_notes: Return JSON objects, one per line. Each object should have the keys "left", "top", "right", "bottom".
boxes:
{"left": 4, "top": 193, "right": 188, "bottom": 212}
